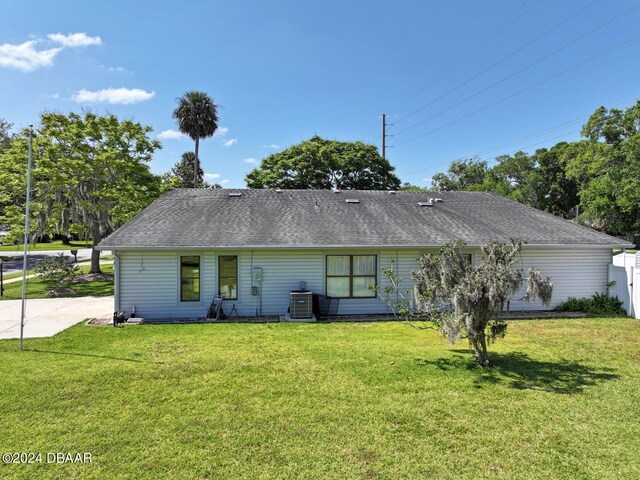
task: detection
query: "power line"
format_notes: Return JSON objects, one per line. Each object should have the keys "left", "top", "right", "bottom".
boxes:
{"left": 361, "top": 0, "right": 542, "bottom": 143}
{"left": 392, "top": 32, "right": 640, "bottom": 148}
{"left": 395, "top": 95, "right": 639, "bottom": 180}
{"left": 392, "top": 2, "right": 640, "bottom": 137}
{"left": 472, "top": 122, "right": 582, "bottom": 158}
{"left": 393, "top": 0, "right": 600, "bottom": 127}
{"left": 401, "top": 130, "right": 578, "bottom": 184}
{"left": 386, "top": 0, "right": 543, "bottom": 116}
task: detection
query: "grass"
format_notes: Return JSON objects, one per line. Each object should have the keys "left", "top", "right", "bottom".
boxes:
{"left": 1, "top": 318, "right": 639, "bottom": 479}
{"left": 0, "top": 240, "right": 93, "bottom": 252}
{"left": 1, "top": 269, "right": 36, "bottom": 281}
{"left": 613, "top": 248, "right": 638, "bottom": 254}
{"left": 0, "top": 264, "right": 113, "bottom": 299}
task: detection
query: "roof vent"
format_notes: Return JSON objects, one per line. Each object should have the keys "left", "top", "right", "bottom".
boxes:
{"left": 418, "top": 201, "right": 433, "bottom": 207}
{"left": 345, "top": 198, "right": 359, "bottom": 204}
{"left": 275, "top": 188, "right": 282, "bottom": 193}
{"left": 434, "top": 198, "right": 443, "bottom": 203}
{"left": 388, "top": 190, "right": 396, "bottom": 194}
{"left": 228, "top": 192, "right": 242, "bottom": 198}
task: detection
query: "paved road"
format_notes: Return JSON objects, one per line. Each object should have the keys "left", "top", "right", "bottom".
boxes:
{"left": 0, "top": 248, "right": 98, "bottom": 275}
{"left": 1, "top": 261, "right": 113, "bottom": 286}
{"left": 0, "top": 296, "right": 114, "bottom": 339}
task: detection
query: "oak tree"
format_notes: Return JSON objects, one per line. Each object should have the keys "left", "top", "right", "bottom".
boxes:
{"left": 245, "top": 135, "right": 401, "bottom": 190}
{"left": 0, "top": 111, "right": 162, "bottom": 272}
{"left": 413, "top": 239, "right": 552, "bottom": 367}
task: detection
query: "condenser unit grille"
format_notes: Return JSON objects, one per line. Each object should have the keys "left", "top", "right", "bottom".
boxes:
{"left": 290, "top": 292, "right": 312, "bottom": 319}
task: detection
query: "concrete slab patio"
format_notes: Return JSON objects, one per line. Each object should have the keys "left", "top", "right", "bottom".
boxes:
{"left": 0, "top": 296, "right": 113, "bottom": 339}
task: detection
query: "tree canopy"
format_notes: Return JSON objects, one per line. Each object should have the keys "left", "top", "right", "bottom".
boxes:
{"left": 0, "top": 117, "right": 13, "bottom": 153}
{"left": 431, "top": 158, "right": 490, "bottom": 192}
{"left": 0, "top": 111, "right": 162, "bottom": 272}
{"left": 164, "top": 152, "right": 205, "bottom": 188}
{"left": 245, "top": 135, "right": 401, "bottom": 190}
{"left": 162, "top": 151, "right": 222, "bottom": 190}
{"left": 564, "top": 102, "right": 640, "bottom": 237}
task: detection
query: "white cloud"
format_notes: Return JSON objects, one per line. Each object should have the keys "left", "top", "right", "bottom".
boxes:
{"left": 243, "top": 158, "right": 257, "bottom": 164}
{"left": 223, "top": 138, "right": 238, "bottom": 147}
{"left": 43, "top": 92, "right": 60, "bottom": 99}
{"left": 48, "top": 32, "right": 102, "bottom": 48}
{"left": 109, "top": 66, "right": 128, "bottom": 73}
{"left": 204, "top": 172, "right": 221, "bottom": 180}
{"left": 263, "top": 144, "right": 280, "bottom": 149}
{"left": 0, "top": 40, "right": 61, "bottom": 71}
{"left": 157, "top": 129, "right": 185, "bottom": 140}
{"left": 213, "top": 127, "right": 229, "bottom": 138}
{"left": 72, "top": 87, "right": 155, "bottom": 105}
{"left": 221, "top": 179, "right": 230, "bottom": 185}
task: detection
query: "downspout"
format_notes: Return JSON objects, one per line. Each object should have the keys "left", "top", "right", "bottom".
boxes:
{"left": 113, "top": 251, "right": 120, "bottom": 314}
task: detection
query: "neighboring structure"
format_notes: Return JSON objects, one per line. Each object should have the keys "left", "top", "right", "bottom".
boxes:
{"left": 610, "top": 252, "right": 640, "bottom": 319}
{"left": 97, "top": 189, "right": 632, "bottom": 320}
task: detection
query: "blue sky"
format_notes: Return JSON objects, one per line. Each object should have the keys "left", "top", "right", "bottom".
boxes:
{"left": 1, "top": 0, "right": 639, "bottom": 188}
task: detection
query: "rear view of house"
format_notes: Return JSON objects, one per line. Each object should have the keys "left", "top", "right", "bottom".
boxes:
{"left": 97, "top": 189, "right": 631, "bottom": 320}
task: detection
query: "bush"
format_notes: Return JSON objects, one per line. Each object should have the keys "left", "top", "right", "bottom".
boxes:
{"left": 555, "top": 292, "right": 625, "bottom": 315}
{"left": 35, "top": 254, "right": 78, "bottom": 289}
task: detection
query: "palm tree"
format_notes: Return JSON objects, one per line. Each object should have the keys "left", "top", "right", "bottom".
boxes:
{"left": 172, "top": 91, "right": 219, "bottom": 188}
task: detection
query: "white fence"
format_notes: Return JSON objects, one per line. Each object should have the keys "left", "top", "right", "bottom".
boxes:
{"left": 609, "top": 252, "right": 640, "bottom": 318}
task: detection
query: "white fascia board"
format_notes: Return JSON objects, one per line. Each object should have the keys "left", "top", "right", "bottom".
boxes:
{"left": 98, "top": 243, "right": 630, "bottom": 251}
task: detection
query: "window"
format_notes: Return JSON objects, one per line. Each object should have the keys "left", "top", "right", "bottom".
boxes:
{"left": 180, "top": 256, "right": 200, "bottom": 302}
{"left": 326, "top": 255, "right": 376, "bottom": 298}
{"left": 218, "top": 256, "right": 238, "bottom": 300}
{"left": 462, "top": 254, "right": 472, "bottom": 265}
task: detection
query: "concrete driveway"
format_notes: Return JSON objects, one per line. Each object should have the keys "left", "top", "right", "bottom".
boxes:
{"left": 0, "top": 296, "right": 113, "bottom": 339}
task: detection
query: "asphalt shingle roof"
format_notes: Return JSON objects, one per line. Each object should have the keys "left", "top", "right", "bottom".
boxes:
{"left": 97, "top": 189, "right": 630, "bottom": 249}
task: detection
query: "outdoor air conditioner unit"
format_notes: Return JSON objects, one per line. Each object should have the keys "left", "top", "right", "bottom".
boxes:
{"left": 290, "top": 291, "right": 312, "bottom": 319}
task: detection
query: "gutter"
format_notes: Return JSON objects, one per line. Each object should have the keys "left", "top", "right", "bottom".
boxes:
{"left": 98, "top": 242, "right": 633, "bottom": 252}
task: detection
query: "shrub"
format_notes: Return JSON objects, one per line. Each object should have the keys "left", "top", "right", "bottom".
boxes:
{"left": 555, "top": 292, "right": 625, "bottom": 315}
{"left": 35, "top": 253, "right": 78, "bottom": 289}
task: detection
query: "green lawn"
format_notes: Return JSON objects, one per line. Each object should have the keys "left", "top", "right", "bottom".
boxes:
{"left": 0, "top": 240, "right": 93, "bottom": 252}
{"left": 0, "top": 264, "right": 113, "bottom": 299}
{"left": 1, "top": 269, "right": 36, "bottom": 281}
{"left": 1, "top": 318, "right": 639, "bottom": 479}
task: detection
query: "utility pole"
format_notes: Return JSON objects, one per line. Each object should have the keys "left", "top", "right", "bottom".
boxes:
{"left": 20, "top": 124, "right": 34, "bottom": 351}
{"left": 381, "top": 113, "right": 386, "bottom": 159}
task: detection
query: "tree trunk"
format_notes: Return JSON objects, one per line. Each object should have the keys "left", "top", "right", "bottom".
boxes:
{"left": 470, "top": 331, "right": 491, "bottom": 368}
{"left": 194, "top": 137, "right": 199, "bottom": 188}
{"left": 90, "top": 227, "right": 102, "bottom": 274}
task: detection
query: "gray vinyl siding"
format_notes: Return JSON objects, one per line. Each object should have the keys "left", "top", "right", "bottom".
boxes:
{"left": 509, "top": 248, "right": 611, "bottom": 310}
{"left": 239, "top": 250, "right": 324, "bottom": 316}
{"left": 114, "top": 247, "right": 612, "bottom": 319}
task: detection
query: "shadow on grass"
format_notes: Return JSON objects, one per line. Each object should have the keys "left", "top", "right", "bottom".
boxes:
{"left": 27, "top": 348, "right": 143, "bottom": 363}
{"left": 418, "top": 351, "right": 619, "bottom": 394}
{"left": 71, "top": 279, "right": 114, "bottom": 297}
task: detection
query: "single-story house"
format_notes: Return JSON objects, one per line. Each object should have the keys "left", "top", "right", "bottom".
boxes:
{"left": 96, "top": 189, "right": 632, "bottom": 320}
